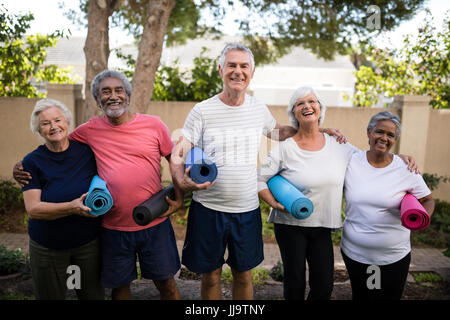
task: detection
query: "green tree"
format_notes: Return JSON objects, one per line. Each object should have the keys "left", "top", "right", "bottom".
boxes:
{"left": 349, "top": 11, "right": 450, "bottom": 108}
{"left": 63, "top": 0, "right": 427, "bottom": 116}
{"left": 0, "top": 5, "right": 75, "bottom": 98}
{"left": 116, "top": 47, "right": 222, "bottom": 101}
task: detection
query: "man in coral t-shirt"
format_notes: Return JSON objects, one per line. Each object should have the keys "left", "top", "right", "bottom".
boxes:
{"left": 15, "top": 70, "right": 183, "bottom": 300}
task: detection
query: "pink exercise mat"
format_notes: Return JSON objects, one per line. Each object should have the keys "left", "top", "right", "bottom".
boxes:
{"left": 400, "top": 194, "right": 430, "bottom": 230}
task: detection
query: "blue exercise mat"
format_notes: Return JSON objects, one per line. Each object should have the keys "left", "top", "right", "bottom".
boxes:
{"left": 84, "top": 175, "right": 113, "bottom": 216}
{"left": 185, "top": 147, "right": 218, "bottom": 184}
{"left": 267, "top": 175, "right": 314, "bottom": 219}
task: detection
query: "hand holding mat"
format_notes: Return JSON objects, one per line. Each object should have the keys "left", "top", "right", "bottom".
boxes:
{"left": 133, "top": 185, "right": 175, "bottom": 226}
{"left": 400, "top": 193, "right": 430, "bottom": 230}
{"left": 267, "top": 175, "right": 314, "bottom": 220}
{"left": 84, "top": 175, "right": 113, "bottom": 216}
{"left": 185, "top": 147, "right": 218, "bottom": 184}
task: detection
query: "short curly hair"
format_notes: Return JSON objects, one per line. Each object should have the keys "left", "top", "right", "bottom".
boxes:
{"left": 30, "top": 99, "right": 72, "bottom": 134}
{"left": 90, "top": 70, "right": 132, "bottom": 101}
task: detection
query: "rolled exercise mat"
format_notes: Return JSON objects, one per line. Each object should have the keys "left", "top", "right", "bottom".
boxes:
{"left": 185, "top": 147, "right": 218, "bottom": 184}
{"left": 133, "top": 185, "right": 175, "bottom": 226}
{"left": 84, "top": 175, "right": 113, "bottom": 216}
{"left": 267, "top": 175, "right": 314, "bottom": 220}
{"left": 400, "top": 193, "right": 430, "bottom": 230}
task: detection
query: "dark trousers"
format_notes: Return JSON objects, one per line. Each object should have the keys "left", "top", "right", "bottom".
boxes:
{"left": 274, "top": 224, "right": 334, "bottom": 300}
{"left": 29, "top": 237, "right": 104, "bottom": 300}
{"left": 341, "top": 250, "right": 411, "bottom": 300}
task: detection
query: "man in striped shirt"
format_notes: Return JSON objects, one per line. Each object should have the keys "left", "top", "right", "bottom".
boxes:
{"left": 170, "top": 43, "right": 299, "bottom": 300}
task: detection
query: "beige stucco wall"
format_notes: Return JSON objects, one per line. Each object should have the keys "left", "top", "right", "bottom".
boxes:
{"left": 1, "top": 85, "right": 449, "bottom": 201}
{"left": 424, "top": 109, "right": 450, "bottom": 200}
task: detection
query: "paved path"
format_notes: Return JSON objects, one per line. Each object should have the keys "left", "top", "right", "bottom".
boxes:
{"left": 1, "top": 233, "right": 450, "bottom": 279}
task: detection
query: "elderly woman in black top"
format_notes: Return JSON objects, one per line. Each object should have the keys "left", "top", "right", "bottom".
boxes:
{"left": 21, "top": 98, "right": 104, "bottom": 300}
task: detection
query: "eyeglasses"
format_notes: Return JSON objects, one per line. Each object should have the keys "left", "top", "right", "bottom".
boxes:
{"left": 294, "top": 99, "right": 319, "bottom": 108}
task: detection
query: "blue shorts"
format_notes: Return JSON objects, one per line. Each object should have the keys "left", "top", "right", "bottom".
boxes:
{"left": 100, "top": 218, "right": 181, "bottom": 289}
{"left": 182, "top": 200, "right": 264, "bottom": 274}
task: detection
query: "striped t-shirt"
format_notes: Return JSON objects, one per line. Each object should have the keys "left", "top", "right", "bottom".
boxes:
{"left": 182, "top": 94, "right": 277, "bottom": 212}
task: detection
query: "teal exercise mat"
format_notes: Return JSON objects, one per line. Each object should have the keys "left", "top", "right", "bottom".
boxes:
{"left": 133, "top": 185, "right": 175, "bottom": 226}
{"left": 84, "top": 175, "right": 113, "bottom": 216}
{"left": 267, "top": 175, "right": 314, "bottom": 219}
{"left": 185, "top": 147, "right": 218, "bottom": 184}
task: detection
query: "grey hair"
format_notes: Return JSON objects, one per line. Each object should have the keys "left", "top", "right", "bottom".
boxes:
{"left": 367, "top": 111, "right": 402, "bottom": 138}
{"left": 30, "top": 99, "right": 73, "bottom": 134}
{"left": 287, "top": 87, "right": 326, "bottom": 129}
{"left": 90, "top": 70, "right": 132, "bottom": 101}
{"left": 219, "top": 43, "right": 255, "bottom": 71}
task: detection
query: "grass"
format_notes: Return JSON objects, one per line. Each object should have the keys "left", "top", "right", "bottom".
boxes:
{"left": 221, "top": 267, "right": 270, "bottom": 285}
{"left": 412, "top": 272, "right": 443, "bottom": 284}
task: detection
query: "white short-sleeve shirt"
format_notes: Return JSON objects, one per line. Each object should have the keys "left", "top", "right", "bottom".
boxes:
{"left": 341, "top": 150, "right": 431, "bottom": 265}
{"left": 257, "top": 134, "right": 356, "bottom": 228}
{"left": 182, "top": 94, "right": 276, "bottom": 212}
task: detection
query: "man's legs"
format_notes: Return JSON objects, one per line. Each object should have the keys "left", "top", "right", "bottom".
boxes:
{"left": 231, "top": 269, "right": 253, "bottom": 300}
{"left": 154, "top": 277, "right": 181, "bottom": 300}
{"left": 112, "top": 283, "right": 132, "bottom": 300}
{"left": 111, "top": 277, "right": 181, "bottom": 301}
{"left": 201, "top": 268, "right": 252, "bottom": 300}
{"left": 201, "top": 268, "right": 222, "bottom": 300}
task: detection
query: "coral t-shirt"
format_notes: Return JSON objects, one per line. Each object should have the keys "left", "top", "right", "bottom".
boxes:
{"left": 69, "top": 113, "right": 174, "bottom": 231}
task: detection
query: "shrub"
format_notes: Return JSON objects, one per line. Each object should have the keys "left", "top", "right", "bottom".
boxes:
{"left": 221, "top": 267, "right": 269, "bottom": 285}
{"left": 412, "top": 272, "right": 443, "bottom": 284}
{"left": 0, "top": 245, "right": 26, "bottom": 275}
{"left": 411, "top": 198, "right": 450, "bottom": 256}
{"left": 0, "top": 180, "right": 24, "bottom": 214}
{"left": 270, "top": 260, "right": 284, "bottom": 282}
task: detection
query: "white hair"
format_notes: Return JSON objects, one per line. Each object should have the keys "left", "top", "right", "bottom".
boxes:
{"left": 219, "top": 43, "right": 255, "bottom": 71}
{"left": 287, "top": 87, "right": 326, "bottom": 129}
{"left": 30, "top": 99, "right": 72, "bottom": 134}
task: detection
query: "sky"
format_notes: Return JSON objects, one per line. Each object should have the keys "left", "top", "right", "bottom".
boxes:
{"left": 1, "top": 0, "right": 449, "bottom": 50}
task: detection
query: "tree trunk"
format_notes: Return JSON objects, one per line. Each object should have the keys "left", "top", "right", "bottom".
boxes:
{"left": 130, "top": 0, "right": 175, "bottom": 113}
{"left": 82, "top": 0, "right": 118, "bottom": 122}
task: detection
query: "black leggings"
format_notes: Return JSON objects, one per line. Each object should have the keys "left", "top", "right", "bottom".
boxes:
{"left": 274, "top": 224, "right": 334, "bottom": 300}
{"left": 341, "top": 250, "right": 411, "bottom": 300}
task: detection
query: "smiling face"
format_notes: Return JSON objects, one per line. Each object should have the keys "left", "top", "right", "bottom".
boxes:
{"left": 292, "top": 93, "right": 321, "bottom": 126}
{"left": 97, "top": 77, "right": 130, "bottom": 119}
{"left": 38, "top": 107, "right": 69, "bottom": 144}
{"left": 367, "top": 120, "right": 398, "bottom": 154}
{"left": 219, "top": 49, "right": 255, "bottom": 95}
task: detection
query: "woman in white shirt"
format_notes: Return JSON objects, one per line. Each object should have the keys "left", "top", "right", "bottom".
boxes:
{"left": 341, "top": 111, "right": 434, "bottom": 300}
{"left": 258, "top": 87, "right": 356, "bottom": 300}
{"left": 257, "top": 88, "right": 418, "bottom": 300}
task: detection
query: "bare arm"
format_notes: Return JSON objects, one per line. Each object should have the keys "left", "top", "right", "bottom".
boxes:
{"left": 398, "top": 154, "right": 420, "bottom": 174}
{"left": 419, "top": 194, "right": 435, "bottom": 217}
{"left": 13, "top": 161, "right": 32, "bottom": 187}
{"left": 258, "top": 189, "right": 287, "bottom": 213}
{"left": 161, "top": 154, "right": 184, "bottom": 217}
{"left": 23, "top": 189, "right": 94, "bottom": 220}
{"left": 319, "top": 127, "right": 348, "bottom": 143}
{"left": 267, "top": 123, "right": 348, "bottom": 143}
{"left": 169, "top": 136, "right": 215, "bottom": 192}
{"left": 266, "top": 124, "right": 296, "bottom": 141}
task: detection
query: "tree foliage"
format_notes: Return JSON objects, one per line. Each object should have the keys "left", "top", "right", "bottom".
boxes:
{"left": 0, "top": 5, "right": 75, "bottom": 98}
{"left": 62, "top": 0, "right": 428, "bottom": 114}
{"left": 64, "top": 0, "right": 428, "bottom": 66}
{"left": 116, "top": 47, "right": 222, "bottom": 101}
{"left": 349, "top": 11, "right": 450, "bottom": 108}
